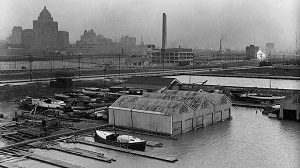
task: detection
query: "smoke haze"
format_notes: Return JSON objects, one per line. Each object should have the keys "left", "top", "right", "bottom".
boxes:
{"left": 0, "top": 0, "right": 299, "bottom": 50}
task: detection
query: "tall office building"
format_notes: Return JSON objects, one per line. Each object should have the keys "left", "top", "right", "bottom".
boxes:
{"left": 21, "top": 6, "right": 69, "bottom": 50}
{"left": 265, "top": 43, "right": 275, "bottom": 56}
{"left": 120, "top": 35, "right": 136, "bottom": 55}
{"left": 246, "top": 44, "right": 259, "bottom": 59}
{"left": 6, "top": 26, "right": 22, "bottom": 44}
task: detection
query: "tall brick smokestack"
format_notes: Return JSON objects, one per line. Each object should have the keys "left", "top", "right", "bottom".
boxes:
{"left": 162, "top": 13, "right": 167, "bottom": 50}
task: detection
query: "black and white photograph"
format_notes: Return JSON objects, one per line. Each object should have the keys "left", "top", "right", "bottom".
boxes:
{"left": 0, "top": 0, "right": 299, "bottom": 167}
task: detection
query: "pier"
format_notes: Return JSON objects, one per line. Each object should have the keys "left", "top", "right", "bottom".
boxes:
{"left": 0, "top": 163, "right": 22, "bottom": 168}
{"left": 0, "top": 148, "right": 83, "bottom": 168}
{"left": 24, "top": 153, "right": 83, "bottom": 168}
{"left": 69, "top": 139, "right": 178, "bottom": 163}
{"left": 48, "top": 145, "right": 115, "bottom": 163}
{"left": 0, "top": 124, "right": 109, "bottom": 151}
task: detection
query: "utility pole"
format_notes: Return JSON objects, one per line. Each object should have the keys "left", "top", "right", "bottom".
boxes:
{"left": 219, "top": 39, "right": 222, "bottom": 63}
{"left": 14, "top": 57, "right": 17, "bottom": 69}
{"left": 78, "top": 53, "right": 82, "bottom": 79}
{"left": 28, "top": 53, "right": 33, "bottom": 81}
{"left": 50, "top": 56, "right": 53, "bottom": 81}
{"left": 162, "top": 49, "right": 165, "bottom": 71}
{"left": 61, "top": 52, "right": 63, "bottom": 68}
{"left": 120, "top": 48, "right": 123, "bottom": 76}
{"left": 178, "top": 46, "right": 181, "bottom": 67}
{"left": 102, "top": 54, "right": 104, "bottom": 66}
{"left": 193, "top": 53, "right": 195, "bottom": 71}
{"left": 104, "top": 64, "right": 107, "bottom": 87}
{"left": 296, "top": 32, "right": 298, "bottom": 56}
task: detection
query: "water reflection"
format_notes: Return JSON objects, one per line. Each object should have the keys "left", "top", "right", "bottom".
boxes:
{"left": 15, "top": 107, "right": 299, "bottom": 168}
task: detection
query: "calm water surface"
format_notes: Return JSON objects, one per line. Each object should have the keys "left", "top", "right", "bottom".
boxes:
{"left": 16, "top": 107, "right": 300, "bottom": 168}
{"left": 169, "top": 75, "right": 300, "bottom": 90}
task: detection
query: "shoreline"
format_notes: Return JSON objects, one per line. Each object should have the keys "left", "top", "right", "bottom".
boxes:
{"left": 189, "top": 73, "right": 300, "bottom": 80}
{"left": 1, "top": 65, "right": 299, "bottom": 85}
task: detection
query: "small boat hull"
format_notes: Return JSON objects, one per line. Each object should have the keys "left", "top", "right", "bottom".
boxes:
{"left": 268, "top": 113, "right": 277, "bottom": 118}
{"left": 94, "top": 130, "right": 146, "bottom": 151}
{"left": 247, "top": 95, "right": 286, "bottom": 100}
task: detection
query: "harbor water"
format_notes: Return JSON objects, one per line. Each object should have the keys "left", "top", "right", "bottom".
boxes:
{"left": 14, "top": 106, "right": 300, "bottom": 168}
{"left": 169, "top": 75, "right": 300, "bottom": 90}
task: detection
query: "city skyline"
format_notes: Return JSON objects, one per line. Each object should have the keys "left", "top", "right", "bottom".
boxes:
{"left": 0, "top": 0, "right": 299, "bottom": 51}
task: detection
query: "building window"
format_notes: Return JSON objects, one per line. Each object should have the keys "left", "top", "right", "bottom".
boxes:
{"left": 201, "top": 100, "right": 209, "bottom": 108}
{"left": 292, "top": 97, "right": 300, "bottom": 104}
{"left": 221, "top": 97, "right": 227, "bottom": 104}
{"left": 179, "top": 105, "right": 188, "bottom": 113}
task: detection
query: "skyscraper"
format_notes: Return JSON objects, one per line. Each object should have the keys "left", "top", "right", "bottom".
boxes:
{"left": 246, "top": 44, "right": 259, "bottom": 60}
{"left": 21, "top": 6, "right": 69, "bottom": 50}
{"left": 265, "top": 43, "right": 275, "bottom": 56}
{"left": 6, "top": 26, "right": 22, "bottom": 44}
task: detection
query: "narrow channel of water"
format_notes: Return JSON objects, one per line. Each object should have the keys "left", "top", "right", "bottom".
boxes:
{"left": 169, "top": 75, "right": 300, "bottom": 90}
{"left": 14, "top": 107, "right": 300, "bottom": 168}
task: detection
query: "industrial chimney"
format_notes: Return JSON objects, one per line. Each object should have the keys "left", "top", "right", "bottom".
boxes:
{"left": 162, "top": 13, "right": 167, "bottom": 50}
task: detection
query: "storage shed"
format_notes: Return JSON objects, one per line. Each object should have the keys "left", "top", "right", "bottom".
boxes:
{"left": 109, "top": 90, "right": 232, "bottom": 135}
{"left": 279, "top": 94, "right": 300, "bottom": 121}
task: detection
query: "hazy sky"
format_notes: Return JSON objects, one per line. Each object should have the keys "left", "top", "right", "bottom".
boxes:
{"left": 0, "top": 0, "right": 299, "bottom": 50}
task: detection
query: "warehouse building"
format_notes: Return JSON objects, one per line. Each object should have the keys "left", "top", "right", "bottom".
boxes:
{"left": 108, "top": 90, "right": 232, "bottom": 135}
{"left": 279, "top": 94, "right": 300, "bottom": 121}
{"left": 145, "top": 90, "right": 232, "bottom": 127}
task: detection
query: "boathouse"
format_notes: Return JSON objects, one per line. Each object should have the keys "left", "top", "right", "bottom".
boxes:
{"left": 161, "top": 90, "right": 232, "bottom": 125}
{"left": 108, "top": 90, "right": 232, "bottom": 135}
{"left": 279, "top": 94, "right": 300, "bottom": 121}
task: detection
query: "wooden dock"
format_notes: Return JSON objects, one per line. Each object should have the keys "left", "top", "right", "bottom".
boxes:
{"left": 48, "top": 145, "right": 114, "bottom": 163}
{"left": 0, "top": 124, "right": 109, "bottom": 151}
{"left": 0, "top": 147, "right": 82, "bottom": 168}
{"left": 24, "top": 153, "right": 83, "bottom": 168}
{"left": 0, "top": 163, "right": 22, "bottom": 168}
{"left": 70, "top": 139, "right": 178, "bottom": 163}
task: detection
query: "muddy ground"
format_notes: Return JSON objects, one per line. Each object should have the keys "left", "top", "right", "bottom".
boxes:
{"left": 0, "top": 79, "right": 119, "bottom": 119}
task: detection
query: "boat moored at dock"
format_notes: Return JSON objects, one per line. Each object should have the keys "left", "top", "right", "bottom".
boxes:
{"left": 94, "top": 130, "right": 147, "bottom": 151}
